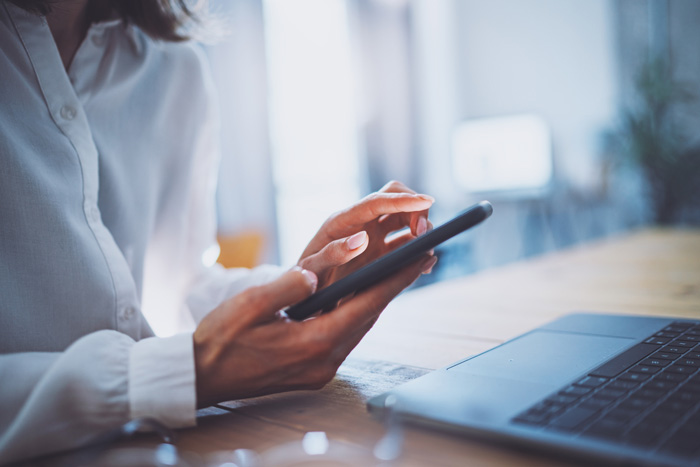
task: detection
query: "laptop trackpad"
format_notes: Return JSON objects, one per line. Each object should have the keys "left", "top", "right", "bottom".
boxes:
{"left": 448, "top": 330, "right": 634, "bottom": 386}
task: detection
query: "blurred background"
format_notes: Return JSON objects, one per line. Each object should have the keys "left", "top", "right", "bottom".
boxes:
{"left": 206, "top": 0, "right": 700, "bottom": 286}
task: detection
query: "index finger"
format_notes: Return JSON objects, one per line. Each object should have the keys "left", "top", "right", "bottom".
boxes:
{"left": 380, "top": 181, "right": 431, "bottom": 236}
{"left": 307, "top": 193, "right": 434, "bottom": 254}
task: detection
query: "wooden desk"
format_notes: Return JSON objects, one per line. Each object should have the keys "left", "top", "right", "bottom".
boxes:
{"left": 45, "top": 229, "right": 700, "bottom": 466}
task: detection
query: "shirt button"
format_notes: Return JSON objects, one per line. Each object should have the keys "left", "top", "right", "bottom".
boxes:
{"left": 121, "top": 306, "right": 136, "bottom": 320}
{"left": 60, "top": 105, "right": 77, "bottom": 120}
{"left": 92, "top": 34, "right": 105, "bottom": 47}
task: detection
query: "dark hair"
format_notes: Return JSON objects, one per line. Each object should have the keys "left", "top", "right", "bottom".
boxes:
{"left": 12, "top": 0, "right": 198, "bottom": 42}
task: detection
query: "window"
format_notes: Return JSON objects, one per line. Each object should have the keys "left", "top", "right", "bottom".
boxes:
{"left": 263, "top": 0, "right": 363, "bottom": 265}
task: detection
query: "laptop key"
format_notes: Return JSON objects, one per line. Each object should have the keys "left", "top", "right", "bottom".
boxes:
{"left": 643, "top": 411, "right": 678, "bottom": 431}
{"left": 589, "top": 344, "right": 661, "bottom": 378}
{"left": 625, "top": 421, "right": 667, "bottom": 446}
{"left": 606, "top": 380, "right": 639, "bottom": 391}
{"left": 640, "top": 357, "right": 671, "bottom": 367}
{"left": 584, "top": 419, "right": 626, "bottom": 440}
{"left": 635, "top": 388, "right": 665, "bottom": 399}
{"left": 618, "top": 372, "right": 651, "bottom": 382}
{"left": 618, "top": 397, "right": 654, "bottom": 411}
{"left": 629, "top": 365, "right": 661, "bottom": 375}
{"left": 543, "top": 404, "right": 565, "bottom": 417}
{"left": 658, "top": 399, "right": 694, "bottom": 413}
{"left": 655, "top": 331, "right": 680, "bottom": 339}
{"left": 665, "top": 364, "right": 696, "bottom": 375}
{"left": 550, "top": 407, "right": 598, "bottom": 431}
{"left": 640, "top": 410, "right": 677, "bottom": 428}
{"left": 675, "top": 358, "right": 700, "bottom": 367}
{"left": 682, "top": 381, "right": 700, "bottom": 393}
{"left": 664, "top": 329, "right": 688, "bottom": 336}
{"left": 546, "top": 394, "right": 578, "bottom": 406}
{"left": 660, "top": 346, "right": 686, "bottom": 354}
{"left": 670, "top": 340, "right": 697, "bottom": 349}
{"left": 655, "top": 372, "right": 689, "bottom": 382}
{"left": 645, "top": 337, "right": 671, "bottom": 345}
{"left": 595, "top": 388, "right": 626, "bottom": 400}
{"left": 514, "top": 400, "right": 566, "bottom": 426}
{"left": 605, "top": 407, "right": 640, "bottom": 423}
{"left": 667, "top": 390, "right": 699, "bottom": 405}
{"left": 561, "top": 386, "right": 591, "bottom": 397}
{"left": 651, "top": 351, "right": 682, "bottom": 360}
{"left": 575, "top": 376, "right": 608, "bottom": 388}
{"left": 580, "top": 397, "right": 612, "bottom": 410}
{"left": 645, "top": 379, "right": 679, "bottom": 390}
{"left": 513, "top": 412, "right": 549, "bottom": 426}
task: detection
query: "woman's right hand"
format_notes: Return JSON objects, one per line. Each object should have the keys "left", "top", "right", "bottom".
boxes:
{"left": 193, "top": 255, "right": 435, "bottom": 407}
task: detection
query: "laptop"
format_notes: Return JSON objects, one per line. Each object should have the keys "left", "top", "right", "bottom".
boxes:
{"left": 367, "top": 313, "right": 700, "bottom": 466}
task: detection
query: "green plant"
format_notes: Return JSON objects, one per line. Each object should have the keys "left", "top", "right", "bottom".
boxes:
{"left": 619, "top": 57, "right": 700, "bottom": 225}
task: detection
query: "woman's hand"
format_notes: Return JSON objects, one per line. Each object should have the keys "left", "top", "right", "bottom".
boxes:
{"left": 193, "top": 256, "right": 436, "bottom": 407}
{"left": 297, "top": 180, "right": 435, "bottom": 291}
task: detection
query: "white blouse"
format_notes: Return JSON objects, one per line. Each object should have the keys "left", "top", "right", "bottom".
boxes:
{"left": 0, "top": 3, "right": 282, "bottom": 463}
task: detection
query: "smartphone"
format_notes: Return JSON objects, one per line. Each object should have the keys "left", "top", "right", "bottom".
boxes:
{"left": 284, "top": 200, "right": 493, "bottom": 321}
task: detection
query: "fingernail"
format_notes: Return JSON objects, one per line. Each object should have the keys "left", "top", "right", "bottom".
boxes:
{"left": 300, "top": 268, "right": 318, "bottom": 292}
{"left": 346, "top": 231, "right": 367, "bottom": 250}
{"left": 422, "top": 256, "right": 438, "bottom": 274}
{"left": 417, "top": 217, "right": 427, "bottom": 236}
{"left": 416, "top": 194, "right": 435, "bottom": 203}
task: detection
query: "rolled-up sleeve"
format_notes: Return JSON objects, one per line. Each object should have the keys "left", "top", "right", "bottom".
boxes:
{"left": 129, "top": 332, "right": 196, "bottom": 428}
{"left": 0, "top": 331, "right": 133, "bottom": 464}
{"left": 0, "top": 330, "right": 202, "bottom": 465}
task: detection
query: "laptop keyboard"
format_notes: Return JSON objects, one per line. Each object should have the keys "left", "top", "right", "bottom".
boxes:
{"left": 513, "top": 321, "right": 700, "bottom": 460}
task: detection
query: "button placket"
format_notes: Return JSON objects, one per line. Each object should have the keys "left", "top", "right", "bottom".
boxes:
{"left": 11, "top": 3, "right": 145, "bottom": 339}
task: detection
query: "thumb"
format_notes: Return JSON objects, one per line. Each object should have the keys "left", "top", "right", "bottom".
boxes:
{"left": 245, "top": 266, "right": 318, "bottom": 322}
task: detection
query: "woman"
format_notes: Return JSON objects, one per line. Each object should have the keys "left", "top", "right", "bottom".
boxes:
{"left": 0, "top": 0, "right": 435, "bottom": 463}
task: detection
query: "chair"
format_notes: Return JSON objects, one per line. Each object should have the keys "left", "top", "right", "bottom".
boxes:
{"left": 216, "top": 231, "right": 265, "bottom": 269}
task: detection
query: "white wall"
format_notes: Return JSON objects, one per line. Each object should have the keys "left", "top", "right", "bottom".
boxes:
{"left": 408, "top": 0, "right": 629, "bottom": 273}
{"left": 412, "top": 0, "right": 619, "bottom": 210}
{"left": 208, "top": 0, "right": 279, "bottom": 263}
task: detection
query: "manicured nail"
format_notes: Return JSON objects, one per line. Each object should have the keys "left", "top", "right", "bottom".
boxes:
{"left": 300, "top": 268, "right": 318, "bottom": 292}
{"left": 416, "top": 194, "right": 435, "bottom": 203}
{"left": 346, "top": 231, "right": 367, "bottom": 250}
{"left": 422, "top": 256, "right": 437, "bottom": 274}
{"left": 417, "top": 217, "right": 428, "bottom": 236}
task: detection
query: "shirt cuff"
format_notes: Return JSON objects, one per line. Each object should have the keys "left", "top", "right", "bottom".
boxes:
{"left": 128, "top": 333, "right": 197, "bottom": 428}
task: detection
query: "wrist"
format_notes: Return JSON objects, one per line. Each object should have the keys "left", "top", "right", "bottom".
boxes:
{"left": 193, "top": 329, "right": 219, "bottom": 408}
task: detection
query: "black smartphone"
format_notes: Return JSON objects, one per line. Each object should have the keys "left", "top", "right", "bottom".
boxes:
{"left": 285, "top": 200, "right": 493, "bottom": 321}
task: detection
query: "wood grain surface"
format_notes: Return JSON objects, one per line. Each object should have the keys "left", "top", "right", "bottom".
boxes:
{"left": 29, "top": 228, "right": 700, "bottom": 466}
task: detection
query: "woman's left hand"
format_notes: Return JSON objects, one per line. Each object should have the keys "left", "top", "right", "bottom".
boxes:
{"left": 297, "top": 180, "right": 435, "bottom": 294}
